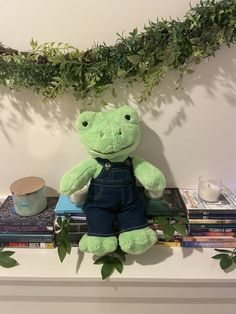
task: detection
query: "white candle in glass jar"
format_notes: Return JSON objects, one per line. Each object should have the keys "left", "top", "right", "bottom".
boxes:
{"left": 198, "top": 177, "right": 222, "bottom": 202}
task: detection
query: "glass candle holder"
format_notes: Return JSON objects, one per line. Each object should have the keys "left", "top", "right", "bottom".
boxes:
{"left": 10, "top": 176, "right": 47, "bottom": 216}
{"left": 198, "top": 176, "right": 222, "bottom": 203}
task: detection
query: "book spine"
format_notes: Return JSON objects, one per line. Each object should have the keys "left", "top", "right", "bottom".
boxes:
{"left": 0, "top": 234, "right": 54, "bottom": 242}
{"left": 189, "top": 214, "right": 236, "bottom": 219}
{"left": 182, "top": 241, "right": 236, "bottom": 248}
{"left": 188, "top": 210, "right": 236, "bottom": 215}
{"left": 189, "top": 228, "right": 236, "bottom": 233}
{"left": 0, "top": 242, "right": 55, "bottom": 249}
{"left": 184, "top": 236, "right": 236, "bottom": 242}
{"left": 155, "top": 241, "right": 182, "bottom": 247}
{"left": 190, "top": 224, "right": 236, "bottom": 229}
{"left": 189, "top": 219, "right": 236, "bottom": 224}
{"left": 0, "top": 225, "right": 53, "bottom": 233}
{"left": 189, "top": 232, "right": 236, "bottom": 236}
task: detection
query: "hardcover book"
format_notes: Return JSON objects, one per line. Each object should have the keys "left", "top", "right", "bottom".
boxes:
{"left": 180, "top": 188, "right": 236, "bottom": 212}
{"left": 54, "top": 195, "right": 85, "bottom": 216}
{"left": 139, "top": 187, "right": 187, "bottom": 217}
{"left": 0, "top": 196, "right": 58, "bottom": 233}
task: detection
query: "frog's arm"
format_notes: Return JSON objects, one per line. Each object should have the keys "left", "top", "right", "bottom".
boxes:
{"left": 60, "top": 158, "right": 102, "bottom": 195}
{"left": 132, "top": 157, "right": 166, "bottom": 192}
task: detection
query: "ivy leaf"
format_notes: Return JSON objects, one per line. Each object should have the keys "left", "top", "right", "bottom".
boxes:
{"left": 115, "top": 246, "right": 126, "bottom": 262}
{"left": 220, "top": 257, "right": 233, "bottom": 270}
{"left": 112, "top": 257, "right": 123, "bottom": 274}
{"left": 215, "top": 249, "right": 234, "bottom": 254}
{"left": 57, "top": 216, "right": 63, "bottom": 227}
{"left": 0, "top": 251, "right": 18, "bottom": 268}
{"left": 173, "top": 216, "right": 189, "bottom": 224}
{"left": 212, "top": 254, "right": 229, "bottom": 260}
{"left": 232, "top": 256, "right": 236, "bottom": 263}
{"left": 172, "top": 222, "right": 187, "bottom": 236}
{"left": 127, "top": 55, "right": 140, "bottom": 65}
{"left": 163, "top": 224, "right": 175, "bottom": 240}
{"left": 153, "top": 216, "right": 169, "bottom": 226}
{"left": 101, "top": 261, "right": 115, "bottom": 280}
{"left": 94, "top": 256, "right": 110, "bottom": 265}
{"left": 57, "top": 242, "right": 67, "bottom": 263}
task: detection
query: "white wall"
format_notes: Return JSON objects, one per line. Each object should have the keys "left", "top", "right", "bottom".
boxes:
{"left": 0, "top": 0, "right": 235, "bottom": 196}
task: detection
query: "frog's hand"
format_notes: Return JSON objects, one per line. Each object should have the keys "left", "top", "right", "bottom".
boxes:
{"left": 132, "top": 157, "right": 166, "bottom": 192}
{"left": 60, "top": 158, "right": 101, "bottom": 195}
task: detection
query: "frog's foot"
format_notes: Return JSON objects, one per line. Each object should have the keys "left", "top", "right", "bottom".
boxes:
{"left": 79, "top": 234, "right": 118, "bottom": 256}
{"left": 119, "top": 227, "right": 157, "bottom": 254}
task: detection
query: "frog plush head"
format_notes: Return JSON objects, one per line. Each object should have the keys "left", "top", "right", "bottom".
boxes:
{"left": 76, "top": 105, "right": 140, "bottom": 161}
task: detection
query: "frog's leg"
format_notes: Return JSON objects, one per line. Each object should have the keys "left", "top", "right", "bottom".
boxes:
{"left": 119, "top": 227, "right": 157, "bottom": 254}
{"left": 79, "top": 235, "right": 118, "bottom": 256}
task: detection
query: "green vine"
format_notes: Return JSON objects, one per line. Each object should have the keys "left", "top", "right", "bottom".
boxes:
{"left": 0, "top": 0, "right": 235, "bottom": 103}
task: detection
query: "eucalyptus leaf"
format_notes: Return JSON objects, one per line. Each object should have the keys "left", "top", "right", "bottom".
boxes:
{"left": 0, "top": 0, "right": 235, "bottom": 102}
{"left": 127, "top": 55, "right": 140, "bottom": 65}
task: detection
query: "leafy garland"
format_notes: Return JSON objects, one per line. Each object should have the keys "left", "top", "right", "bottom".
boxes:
{"left": 0, "top": 0, "right": 235, "bottom": 103}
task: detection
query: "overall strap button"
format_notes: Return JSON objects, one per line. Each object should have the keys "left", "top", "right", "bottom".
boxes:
{"left": 104, "top": 162, "right": 111, "bottom": 169}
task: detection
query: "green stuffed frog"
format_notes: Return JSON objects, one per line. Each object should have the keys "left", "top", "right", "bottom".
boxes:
{"left": 60, "top": 106, "right": 166, "bottom": 256}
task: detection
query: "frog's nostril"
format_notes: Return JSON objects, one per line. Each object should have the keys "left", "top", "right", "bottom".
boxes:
{"left": 118, "top": 129, "right": 122, "bottom": 135}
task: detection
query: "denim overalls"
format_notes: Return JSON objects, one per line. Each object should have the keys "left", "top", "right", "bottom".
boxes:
{"left": 83, "top": 157, "right": 148, "bottom": 236}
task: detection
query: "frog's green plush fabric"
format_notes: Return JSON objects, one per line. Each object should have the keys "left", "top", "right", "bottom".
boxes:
{"left": 60, "top": 105, "right": 166, "bottom": 256}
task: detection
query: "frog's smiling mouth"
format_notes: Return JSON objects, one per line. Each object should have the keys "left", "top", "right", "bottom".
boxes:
{"left": 90, "top": 143, "right": 134, "bottom": 155}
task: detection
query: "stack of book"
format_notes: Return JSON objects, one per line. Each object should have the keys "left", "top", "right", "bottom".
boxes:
{"left": 54, "top": 187, "right": 188, "bottom": 247}
{"left": 142, "top": 187, "right": 187, "bottom": 247}
{"left": 54, "top": 196, "right": 87, "bottom": 245}
{"left": 0, "top": 196, "right": 58, "bottom": 248}
{"left": 180, "top": 188, "right": 236, "bottom": 248}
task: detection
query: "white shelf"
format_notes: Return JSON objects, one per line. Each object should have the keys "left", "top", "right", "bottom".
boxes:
{"left": 0, "top": 246, "right": 235, "bottom": 282}
{"left": 1, "top": 196, "right": 236, "bottom": 314}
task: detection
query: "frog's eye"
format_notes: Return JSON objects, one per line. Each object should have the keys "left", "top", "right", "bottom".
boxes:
{"left": 76, "top": 111, "right": 96, "bottom": 132}
{"left": 82, "top": 121, "right": 88, "bottom": 127}
{"left": 125, "top": 114, "right": 131, "bottom": 121}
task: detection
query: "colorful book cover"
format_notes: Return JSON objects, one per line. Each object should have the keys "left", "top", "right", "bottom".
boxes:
{"left": 0, "top": 196, "right": 58, "bottom": 232}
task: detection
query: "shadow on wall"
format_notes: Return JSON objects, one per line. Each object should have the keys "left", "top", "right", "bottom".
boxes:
{"left": 135, "top": 120, "right": 175, "bottom": 186}
{"left": 0, "top": 45, "right": 235, "bottom": 144}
